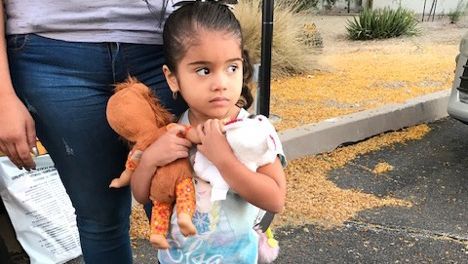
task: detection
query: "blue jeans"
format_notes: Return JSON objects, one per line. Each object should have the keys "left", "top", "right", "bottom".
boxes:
{"left": 7, "top": 34, "right": 187, "bottom": 263}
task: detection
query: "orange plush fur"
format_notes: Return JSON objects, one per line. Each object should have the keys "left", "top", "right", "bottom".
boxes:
{"left": 106, "top": 77, "right": 196, "bottom": 249}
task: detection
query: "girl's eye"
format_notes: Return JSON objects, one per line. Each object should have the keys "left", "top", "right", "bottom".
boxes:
{"left": 227, "top": 65, "right": 238, "bottom": 73}
{"left": 196, "top": 68, "right": 210, "bottom": 76}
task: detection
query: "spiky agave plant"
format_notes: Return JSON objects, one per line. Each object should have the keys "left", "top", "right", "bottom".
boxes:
{"left": 346, "top": 7, "right": 419, "bottom": 40}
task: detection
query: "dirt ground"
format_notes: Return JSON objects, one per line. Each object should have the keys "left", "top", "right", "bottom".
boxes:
{"left": 270, "top": 15, "right": 467, "bottom": 131}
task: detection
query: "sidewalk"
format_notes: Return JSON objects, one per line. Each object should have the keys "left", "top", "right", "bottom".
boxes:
{"left": 280, "top": 90, "right": 449, "bottom": 160}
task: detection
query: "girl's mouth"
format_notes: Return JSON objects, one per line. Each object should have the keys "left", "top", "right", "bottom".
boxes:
{"left": 209, "top": 97, "right": 229, "bottom": 106}
{"left": 209, "top": 97, "right": 228, "bottom": 102}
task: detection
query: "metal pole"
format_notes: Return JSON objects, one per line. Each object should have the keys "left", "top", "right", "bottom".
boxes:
{"left": 427, "top": 0, "right": 435, "bottom": 22}
{"left": 422, "top": 0, "right": 426, "bottom": 22}
{"left": 256, "top": 0, "right": 275, "bottom": 230}
{"left": 258, "top": 0, "right": 274, "bottom": 117}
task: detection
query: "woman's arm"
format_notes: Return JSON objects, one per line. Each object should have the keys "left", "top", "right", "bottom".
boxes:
{"left": 131, "top": 124, "right": 192, "bottom": 204}
{"left": 195, "top": 119, "right": 286, "bottom": 213}
{"left": 0, "top": 1, "right": 37, "bottom": 170}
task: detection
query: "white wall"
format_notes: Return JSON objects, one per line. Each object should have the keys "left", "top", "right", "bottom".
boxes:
{"left": 372, "top": 0, "right": 465, "bottom": 15}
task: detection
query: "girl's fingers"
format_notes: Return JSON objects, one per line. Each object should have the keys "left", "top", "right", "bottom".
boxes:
{"left": 174, "top": 135, "right": 193, "bottom": 148}
{"left": 166, "top": 123, "right": 186, "bottom": 135}
{"left": 204, "top": 120, "right": 213, "bottom": 132}
{"left": 194, "top": 119, "right": 226, "bottom": 146}
{"left": 175, "top": 150, "right": 189, "bottom": 159}
{"left": 169, "top": 125, "right": 193, "bottom": 147}
{"left": 214, "top": 119, "right": 223, "bottom": 133}
{"left": 195, "top": 144, "right": 203, "bottom": 153}
{"left": 196, "top": 124, "right": 205, "bottom": 140}
{"left": 172, "top": 140, "right": 190, "bottom": 152}
{"left": 206, "top": 119, "right": 223, "bottom": 134}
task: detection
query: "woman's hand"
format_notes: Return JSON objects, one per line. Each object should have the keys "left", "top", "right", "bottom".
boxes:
{"left": 0, "top": 95, "right": 36, "bottom": 170}
{"left": 195, "top": 119, "right": 233, "bottom": 166}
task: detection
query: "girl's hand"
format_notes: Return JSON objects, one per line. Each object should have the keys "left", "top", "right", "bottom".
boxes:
{"left": 131, "top": 124, "right": 192, "bottom": 204}
{"left": 141, "top": 124, "right": 192, "bottom": 168}
{"left": 0, "top": 95, "right": 36, "bottom": 170}
{"left": 196, "top": 119, "right": 233, "bottom": 166}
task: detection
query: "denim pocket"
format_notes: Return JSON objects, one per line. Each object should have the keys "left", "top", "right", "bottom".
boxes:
{"left": 6, "top": 34, "right": 29, "bottom": 52}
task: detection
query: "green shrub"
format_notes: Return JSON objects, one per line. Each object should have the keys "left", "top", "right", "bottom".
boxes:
{"left": 346, "top": 7, "right": 419, "bottom": 40}
{"left": 234, "top": 0, "right": 317, "bottom": 77}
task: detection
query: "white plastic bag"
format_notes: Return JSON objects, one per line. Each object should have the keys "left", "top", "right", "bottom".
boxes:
{"left": 0, "top": 155, "right": 82, "bottom": 264}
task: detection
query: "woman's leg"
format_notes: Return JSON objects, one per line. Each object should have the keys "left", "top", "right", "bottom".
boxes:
{"left": 118, "top": 43, "right": 188, "bottom": 118}
{"left": 8, "top": 34, "right": 132, "bottom": 264}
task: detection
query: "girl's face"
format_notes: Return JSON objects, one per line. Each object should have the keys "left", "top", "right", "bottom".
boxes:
{"left": 164, "top": 29, "right": 243, "bottom": 125}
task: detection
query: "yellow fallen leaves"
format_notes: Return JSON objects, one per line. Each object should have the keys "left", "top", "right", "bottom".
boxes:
{"left": 271, "top": 44, "right": 456, "bottom": 131}
{"left": 275, "top": 124, "right": 430, "bottom": 229}
{"left": 372, "top": 162, "right": 394, "bottom": 174}
{"left": 131, "top": 205, "right": 150, "bottom": 241}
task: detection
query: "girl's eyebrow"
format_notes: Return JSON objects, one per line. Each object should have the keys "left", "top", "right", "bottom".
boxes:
{"left": 187, "top": 57, "right": 243, "bottom": 66}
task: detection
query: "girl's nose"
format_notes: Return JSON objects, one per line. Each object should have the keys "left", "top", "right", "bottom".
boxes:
{"left": 211, "top": 73, "right": 228, "bottom": 91}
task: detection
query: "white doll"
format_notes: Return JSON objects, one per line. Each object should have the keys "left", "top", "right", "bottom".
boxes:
{"left": 193, "top": 115, "right": 278, "bottom": 202}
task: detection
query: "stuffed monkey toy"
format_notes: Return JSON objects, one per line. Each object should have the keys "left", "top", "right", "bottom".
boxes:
{"left": 106, "top": 78, "right": 196, "bottom": 249}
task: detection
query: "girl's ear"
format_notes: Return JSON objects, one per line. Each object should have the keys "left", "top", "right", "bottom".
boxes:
{"left": 163, "top": 65, "right": 180, "bottom": 93}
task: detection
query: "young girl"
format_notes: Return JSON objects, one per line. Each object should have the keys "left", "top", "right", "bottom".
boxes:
{"left": 131, "top": 1, "right": 286, "bottom": 263}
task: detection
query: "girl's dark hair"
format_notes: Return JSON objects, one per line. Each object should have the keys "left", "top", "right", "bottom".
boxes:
{"left": 163, "top": 1, "right": 253, "bottom": 109}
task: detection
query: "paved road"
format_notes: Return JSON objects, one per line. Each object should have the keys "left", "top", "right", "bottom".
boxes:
{"left": 274, "top": 117, "right": 467, "bottom": 264}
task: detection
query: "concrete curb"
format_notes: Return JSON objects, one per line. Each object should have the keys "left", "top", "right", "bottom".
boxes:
{"left": 279, "top": 90, "right": 450, "bottom": 160}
